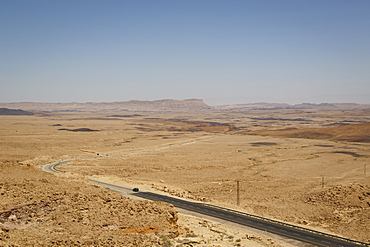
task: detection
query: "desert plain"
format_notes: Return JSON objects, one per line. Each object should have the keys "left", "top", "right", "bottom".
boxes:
{"left": 1, "top": 101, "right": 370, "bottom": 246}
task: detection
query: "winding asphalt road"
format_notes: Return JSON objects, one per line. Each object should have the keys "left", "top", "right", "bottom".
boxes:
{"left": 88, "top": 179, "right": 368, "bottom": 247}
{"left": 40, "top": 136, "right": 369, "bottom": 247}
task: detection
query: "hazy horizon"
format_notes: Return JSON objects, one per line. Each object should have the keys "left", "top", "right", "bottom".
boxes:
{"left": 1, "top": 98, "right": 370, "bottom": 107}
{"left": 1, "top": 1, "right": 369, "bottom": 105}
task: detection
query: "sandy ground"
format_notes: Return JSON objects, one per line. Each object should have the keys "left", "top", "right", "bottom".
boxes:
{"left": 1, "top": 110, "right": 370, "bottom": 245}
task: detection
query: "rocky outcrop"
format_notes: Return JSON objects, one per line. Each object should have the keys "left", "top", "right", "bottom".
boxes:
{"left": 306, "top": 183, "right": 370, "bottom": 209}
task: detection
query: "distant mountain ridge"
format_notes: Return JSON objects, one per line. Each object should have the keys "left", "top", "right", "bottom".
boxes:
{"left": 0, "top": 99, "right": 211, "bottom": 112}
{"left": 0, "top": 100, "right": 369, "bottom": 113}
{"left": 215, "top": 102, "right": 370, "bottom": 111}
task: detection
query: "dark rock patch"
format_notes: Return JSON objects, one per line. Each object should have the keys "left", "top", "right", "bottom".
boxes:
{"left": 250, "top": 142, "right": 277, "bottom": 146}
{"left": 0, "top": 108, "right": 34, "bottom": 116}
{"left": 315, "top": 144, "right": 334, "bottom": 147}
{"left": 251, "top": 117, "right": 311, "bottom": 122}
{"left": 332, "top": 151, "right": 363, "bottom": 157}
{"left": 58, "top": 128, "right": 100, "bottom": 132}
{"left": 107, "top": 114, "right": 143, "bottom": 118}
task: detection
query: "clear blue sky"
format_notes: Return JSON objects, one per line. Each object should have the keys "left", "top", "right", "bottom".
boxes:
{"left": 1, "top": 0, "right": 369, "bottom": 105}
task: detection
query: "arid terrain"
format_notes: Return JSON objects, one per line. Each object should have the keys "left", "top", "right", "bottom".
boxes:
{"left": 1, "top": 100, "right": 370, "bottom": 246}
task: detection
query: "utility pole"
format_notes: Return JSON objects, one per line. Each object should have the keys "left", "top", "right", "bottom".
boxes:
{"left": 365, "top": 164, "right": 367, "bottom": 176}
{"left": 237, "top": 180, "right": 240, "bottom": 206}
{"left": 322, "top": 176, "right": 325, "bottom": 188}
